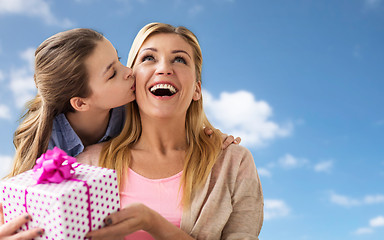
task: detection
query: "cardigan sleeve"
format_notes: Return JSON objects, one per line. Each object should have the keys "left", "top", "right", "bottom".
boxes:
{"left": 221, "top": 147, "right": 264, "bottom": 240}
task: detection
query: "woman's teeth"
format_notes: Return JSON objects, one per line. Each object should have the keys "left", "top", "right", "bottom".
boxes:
{"left": 150, "top": 84, "right": 177, "bottom": 96}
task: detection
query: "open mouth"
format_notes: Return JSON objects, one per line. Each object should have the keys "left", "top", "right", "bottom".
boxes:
{"left": 149, "top": 83, "right": 178, "bottom": 97}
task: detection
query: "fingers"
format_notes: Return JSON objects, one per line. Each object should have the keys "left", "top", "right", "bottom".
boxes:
{"left": 86, "top": 203, "right": 152, "bottom": 239}
{"left": 7, "top": 228, "right": 44, "bottom": 240}
{"left": 0, "top": 214, "right": 44, "bottom": 239}
{"left": 0, "top": 203, "right": 4, "bottom": 225}
{"left": 204, "top": 127, "right": 214, "bottom": 137}
{"left": 0, "top": 214, "right": 30, "bottom": 236}
{"left": 85, "top": 219, "right": 135, "bottom": 240}
{"left": 222, "top": 135, "right": 234, "bottom": 149}
{"left": 234, "top": 137, "right": 241, "bottom": 144}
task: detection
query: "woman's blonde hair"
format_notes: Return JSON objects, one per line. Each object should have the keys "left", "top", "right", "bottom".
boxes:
{"left": 9, "top": 28, "right": 103, "bottom": 177}
{"left": 99, "top": 22, "right": 222, "bottom": 207}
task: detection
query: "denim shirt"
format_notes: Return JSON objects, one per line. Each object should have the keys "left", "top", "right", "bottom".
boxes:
{"left": 48, "top": 106, "right": 126, "bottom": 157}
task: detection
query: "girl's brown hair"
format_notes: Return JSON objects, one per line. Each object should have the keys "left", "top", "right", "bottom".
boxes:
{"left": 9, "top": 28, "right": 103, "bottom": 177}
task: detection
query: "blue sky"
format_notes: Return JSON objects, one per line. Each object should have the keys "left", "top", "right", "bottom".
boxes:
{"left": 0, "top": 0, "right": 383, "bottom": 239}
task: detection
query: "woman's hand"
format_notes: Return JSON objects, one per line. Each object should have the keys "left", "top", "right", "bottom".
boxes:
{"left": 85, "top": 203, "right": 193, "bottom": 240}
{"left": 0, "top": 205, "right": 44, "bottom": 240}
{"left": 204, "top": 128, "right": 241, "bottom": 149}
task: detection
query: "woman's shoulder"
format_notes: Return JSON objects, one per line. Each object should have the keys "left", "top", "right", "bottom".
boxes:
{"left": 218, "top": 144, "right": 254, "bottom": 166}
{"left": 76, "top": 142, "right": 105, "bottom": 166}
{"left": 213, "top": 144, "right": 256, "bottom": 179}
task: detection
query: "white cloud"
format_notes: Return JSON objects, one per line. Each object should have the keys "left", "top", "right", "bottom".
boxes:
{"left": 278, "top": 153, "right": 308, "bottom": 169}
{"left": 354, "top": 215, "right": 384, "bottom": 235}
{"left": 9, "top": 48, "right": 36, "bottom": 108}
{"left": 364, "top": 194, "right": 384, "bottom": 204}
{"left": 314, "top": 160, "right": 333, "bottom": 173}
{"left": 330, "top": 192, "right": 384, "bottom": 207}
{"left": 264, "top": 199, "right": 290, "bottom": 220}
{"left": 354, "top": 227, "right": 373, "bottom": 235}
{"left": 330, "top": 193, "right": 360, "bottom": 207}
{"left": 203, "top": 90, "right": 292, "bottom": 148}
{"left": 257, "top": 167, "right": 272, "bottom": 178}
{"left": 370, "top": 216, "right": 384, "bottom": 227}
{"left": 20, "top": 48, "right": 35, "bottom": 72}
{"left": 0, "top": 155, "right": 13, "bottom": 178}
{"left": 0, "top": 104, "right": 11, "bottom": 120}
{"left": 0, "top": 0, "right": 73, "bottom": 27}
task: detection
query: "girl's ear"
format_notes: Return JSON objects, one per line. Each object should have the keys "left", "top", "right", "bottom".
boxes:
{"left": 192, "top": 81, "right": 202, "bottom": 101}
{"left": 70, "top": 97, "right": 90, "bottom": 112}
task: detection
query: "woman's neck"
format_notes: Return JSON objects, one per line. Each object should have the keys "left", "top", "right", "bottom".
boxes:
{"left": 134, "top": 115, "right": 188, "bottom": 155}
{"left": 65, "top": 109, "right": 110, "bottom": 147}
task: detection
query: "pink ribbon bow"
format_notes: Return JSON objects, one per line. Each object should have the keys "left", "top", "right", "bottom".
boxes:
{"left": 33, "top": 147, "right": 77, "bottom": 184}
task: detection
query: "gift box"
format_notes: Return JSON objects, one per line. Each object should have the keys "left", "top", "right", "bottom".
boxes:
{"left": 0, "top": 147, "right": 120, "bottom": 240}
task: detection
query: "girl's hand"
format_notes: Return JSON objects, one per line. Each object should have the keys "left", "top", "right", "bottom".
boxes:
{"left": 0, "top": 211, "right": 44, "bottom": 240}
{"left": 204, "top": 128, "right": 241, "bottom": 149}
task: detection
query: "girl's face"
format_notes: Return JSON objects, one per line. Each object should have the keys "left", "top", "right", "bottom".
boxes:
{"left": 84, "top": 37, "right": 135, "bottom": 111}
{"left": 132, "top": 33, "right": 201, "bottom": 120}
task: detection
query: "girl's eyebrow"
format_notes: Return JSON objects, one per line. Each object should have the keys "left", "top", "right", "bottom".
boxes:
{"left": 103, "top": 49, "right": 119, "bottom": 75}
{"left": 103, "top": 61, "right": 115, "bottom": 75}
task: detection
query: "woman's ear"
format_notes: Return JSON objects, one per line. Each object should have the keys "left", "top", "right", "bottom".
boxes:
{"left": 192, "top": 81, "right": 202, "bottom": 101}
{"left": 70, "top": 97, "right": 90, "bottom": 112}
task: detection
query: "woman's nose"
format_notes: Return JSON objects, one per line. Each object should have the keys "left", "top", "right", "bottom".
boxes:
{"left": 155, "top": 60, "right": 173, "bottom": 75}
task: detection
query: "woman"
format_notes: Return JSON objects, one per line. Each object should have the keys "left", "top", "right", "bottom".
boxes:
{"left": 80, "top": 22, "right": 263, "bottom": 240}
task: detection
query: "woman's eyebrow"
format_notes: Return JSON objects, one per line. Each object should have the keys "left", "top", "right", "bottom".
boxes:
{"left": 140, "top": 47, "right": 157, "bottom": 54}
{"left": 172, "top": 50, "right": 191, "bottom": 59}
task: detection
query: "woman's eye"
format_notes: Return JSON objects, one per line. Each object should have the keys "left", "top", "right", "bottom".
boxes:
{"left": 109, "top": 70, "right": 116, "bottom": 79}
{"left": 174, "top": 56, "right": 186, "bottom": 64}
{"left": 142, "top": 55, "right": 155, "bottom": 62}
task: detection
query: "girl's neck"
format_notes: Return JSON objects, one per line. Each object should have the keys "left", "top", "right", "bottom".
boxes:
{"left": 65, "top": 109, "right": 110, "bottom": 147}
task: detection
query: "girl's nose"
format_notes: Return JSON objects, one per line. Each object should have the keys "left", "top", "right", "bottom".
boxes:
{"left": 124, "top": 66, "right": 133, "bottom": 79}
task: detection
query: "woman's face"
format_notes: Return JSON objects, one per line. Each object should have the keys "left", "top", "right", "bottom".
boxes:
{"left": 84, "top": 37, "right": 136, "bottom": 111}
{"left": 132, "top": 33, "right": 201, "bottom": 120}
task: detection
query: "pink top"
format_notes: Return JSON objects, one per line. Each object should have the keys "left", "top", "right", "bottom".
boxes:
{"left": 120, "top": 168, "right": 183, "bottom": 240}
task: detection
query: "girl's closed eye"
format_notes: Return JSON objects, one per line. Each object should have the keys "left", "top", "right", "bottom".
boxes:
{"left": 174, "top": 56, "right": 186, "bottom": 64}
{"left": 109, "top": 70, "right": 116, "bottom": 79}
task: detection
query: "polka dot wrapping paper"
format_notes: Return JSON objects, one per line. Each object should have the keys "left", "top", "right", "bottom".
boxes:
{"left": 0, "top": 163, "right": 120, "bottom": 240}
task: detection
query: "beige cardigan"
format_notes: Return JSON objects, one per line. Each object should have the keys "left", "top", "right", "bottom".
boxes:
{"left": 78, "top": 144, "right": 263, "bottom": 240}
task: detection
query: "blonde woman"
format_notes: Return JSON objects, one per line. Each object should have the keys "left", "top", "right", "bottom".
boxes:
{"left": 80, "top": 22, "right": 263, "bottom": 240}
